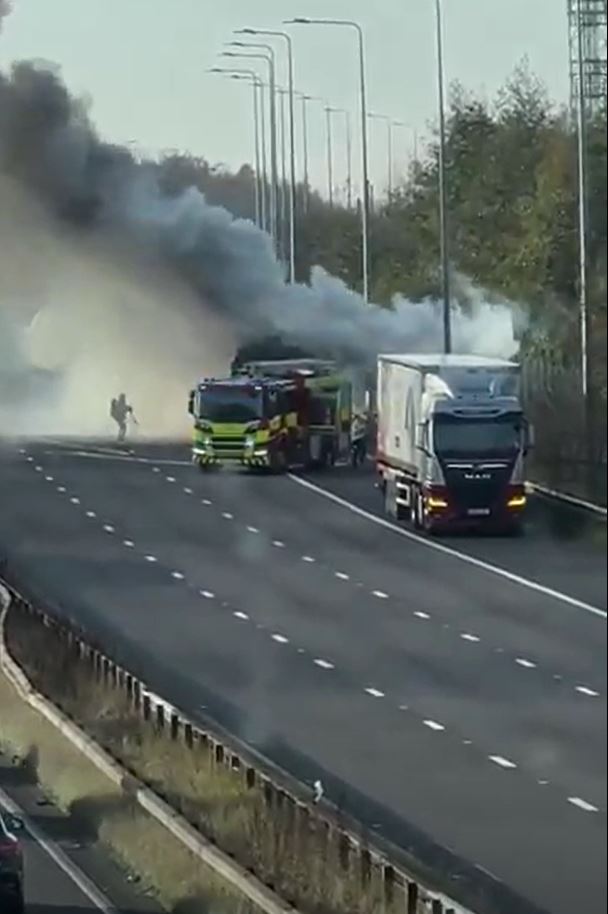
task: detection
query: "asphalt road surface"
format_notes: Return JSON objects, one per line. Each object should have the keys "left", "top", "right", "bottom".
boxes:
{"left": 0, "top": 438, "right": 605, "bottom": 914}
{"left": 0, "top": 752, "right": 159, "bottom": 914}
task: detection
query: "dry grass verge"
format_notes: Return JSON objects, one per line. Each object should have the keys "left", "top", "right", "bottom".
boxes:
{"left": 0, "top": 665, "right": 259, "bottom": 914}
{"left": 4, "top": 598, "right": 408, "bottom": 914}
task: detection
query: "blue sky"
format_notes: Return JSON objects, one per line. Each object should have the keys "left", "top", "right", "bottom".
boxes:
{"left": 1, "top": 1, "right": 570, "bottom": 198}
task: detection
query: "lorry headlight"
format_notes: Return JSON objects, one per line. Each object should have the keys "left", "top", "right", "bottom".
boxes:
{"left": 202, "top": 435, "right": 212, "bottom": 448}
{"left": 245, "top": 435, "right": 256, "bottom": 449}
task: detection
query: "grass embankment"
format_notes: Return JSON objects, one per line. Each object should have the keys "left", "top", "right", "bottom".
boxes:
{"left": 5, "top": 604, "right": 404, "bottom": 914}
{"left": 0, "top": 666, "right": 258, "bottom": 914}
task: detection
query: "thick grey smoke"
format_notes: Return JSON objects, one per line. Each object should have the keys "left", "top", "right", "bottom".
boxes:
{"left": 0, "top": 1, "right": 11, "bottom": 32}
{"left": 0, "top": 61, "right": 518, "bottom": 435}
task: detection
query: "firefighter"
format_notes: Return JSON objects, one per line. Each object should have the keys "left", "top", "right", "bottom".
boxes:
{"left": 110, "top": 393, "right": 136, "bottom": 443}
{"left": 351, "top": 410, "right": 369, "bottom": 468}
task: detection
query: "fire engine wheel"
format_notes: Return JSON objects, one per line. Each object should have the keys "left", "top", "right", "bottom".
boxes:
{"left": 269, "top": 448, "right": 288, "bottom": 474}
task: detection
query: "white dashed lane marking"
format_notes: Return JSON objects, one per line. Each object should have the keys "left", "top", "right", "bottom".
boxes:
{"left": 57, "top": 486, "right": 66, "bottom": 493}
{"left": 45, "top": 476, "right": 54, "bottom": 482}
{"left": 423, "top": 720, "right": 446, "bottom": 732}
{"left": 271, "top": 634, "right": 289, "bottom": 644}
{"left": 575, "top": 686, "right": 600, "bottom": 697}
{"left": 460, "top": 633, "right": 480, "bottom": 642}
{"left": 34, "top": 465, "right": 42, "bottom": 472}
{"left": 414, "top": 611, "right": 431, "bottom": 620}
{"left": 272, "top": 540, "right": 285, "bottom": 548}
{"left": 85, "top": 511, "right": 96, "bottom": 519}
{"left": 166, "top": 476, "right": 176, "bottom": 483}
{"left": 70, "top": 497, "right": 81, "bottom": 505}
{"left": 314, "top": 659, "right": 335, "bottom": 670}
{"left": 222, "top": 512, "right": 234, "bottom": 520}
{"left": 123, "top": 540, "right": 135, "bottom": 548}
{"left": 288, "top": 474, "right": 607, "bottom": 620}
{"left": 567, "top": 796, "right": 599, "bottom": 813}
{"left": 515, "top": 658, "right": 537, "bottom": 669}
{"left": 171, "top": 571, "right": 185, "bottom": 581}
{"left": 152, "top": 467, "right": 161, "bottom": 473}
{"left": 246, "top": 526, "right": 260, "bottom": 534}
{"left": 183, "top": 487, "right": 193, "bottom": 495}
{"left": 365, "top": 687, "right": 385, "bottom": 699}
{"left": 488, "top": 755, "right": 517, "bottom": 770}
{"left": 372, "top": 589, "right": 389, "bottom": 599}
{"left": 202, "top": 499, "right": 212, "bottom": 506}
{"left": 200, "top": 590, "right": 215, "bottom": 599}
{"left": 144, "top": 555, "right": 158, "bottom": 563}
{"left": 335, "top": 572, "right": 350, "bottom": 581}
{"left": 233, "top": 611, "right": 249, "bottom": 621}
{"left": 301, "top": 555, "right": 316, "bottom": 563}
{"left": 102, "top": 525, "right": 115, "bottom": 534}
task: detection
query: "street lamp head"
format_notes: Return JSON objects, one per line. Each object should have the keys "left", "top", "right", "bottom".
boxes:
{"left": 284, "top": 18, "right": 310, "bottom": 25}
{"left": 227, "top": 40, "right": 248, "bottom": 47}
{"left": 236, "top": 28, "right": 257, "bottom": 35}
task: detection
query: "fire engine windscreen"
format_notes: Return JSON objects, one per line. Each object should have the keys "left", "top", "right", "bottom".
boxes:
{"left": 197, "top": 386, "right": 263, "bottom": 423}
{"left": 433, "top": 414, "right": 525, "bottom": 459}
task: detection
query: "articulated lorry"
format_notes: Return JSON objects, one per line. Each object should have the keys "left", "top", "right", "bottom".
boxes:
{"left": 188, "top": 358, "right": 355, "bottom": 472}
{"left": 376, "top": 354, "right": 532, "bottom": 534}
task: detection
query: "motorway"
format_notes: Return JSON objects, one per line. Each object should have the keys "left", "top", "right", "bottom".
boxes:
{"left": 0, "top": 438, "right": 606, "bottom": 914}
{"left": 0, "top": 753, "right": 159, "bottom": 914}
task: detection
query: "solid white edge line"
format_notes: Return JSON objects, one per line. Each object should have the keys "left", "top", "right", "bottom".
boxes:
{"left": 0, "top": 786, "right": 116, "bottom": 912}
{"left": 287, "top": 474, "right": 607, "bottom": 620}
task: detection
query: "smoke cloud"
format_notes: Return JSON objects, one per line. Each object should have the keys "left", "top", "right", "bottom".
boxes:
{"left": 0, "top": 1, "right": 11, "bottom": 32}
{"left": 0, "top": 60, "right": 519, "bottom": 438}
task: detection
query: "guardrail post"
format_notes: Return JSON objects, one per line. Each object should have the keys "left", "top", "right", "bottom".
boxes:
{"left": 245, "top": 767, "right": 256, "bottom": 789}
{"left": 133, "top": 679, "right": 141, "bottom": 711}
{"left": 407, "top": 881, "right": 419, "bottom": 914}
{"left": 262, "top": 778, "right": 274, "bottom": 809}
{"left": 214, "top": 743, "right": 224, "bottom": 766}
{"left": 142, "top": 693, "right": 151, "bottom": 722}
{"left": 432, "top": 900, "right": 443, "bottom": 914}
{"left": 338, "top": 831, "right": 350, "bottom": 872}
{"left": 156, "top": 703, "right": 165, "bottom": 732}
{"left": 170, "top": 712, "right": 179, "bottom": 741}
{"left": 184, "top": 722, "right": 193, "bottom": 748}
{"left": 360, "top": 847, "right": 371, "bottom": 885}
{"left": 383, "top": 864, "right": 395, "bottom": 906}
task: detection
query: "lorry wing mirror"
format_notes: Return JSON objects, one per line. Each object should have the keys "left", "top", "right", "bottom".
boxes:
{"left": 187, "top": 390, "right": 195, "bottom": 415}
{"left": 415, "top": 421, "right": 429, "bottom": 453}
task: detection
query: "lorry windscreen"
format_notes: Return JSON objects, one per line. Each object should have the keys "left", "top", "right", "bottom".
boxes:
{"left": 198, "top": 387, "right": 262, "bottom": 423}
{"left": 434, "top": 415, "right": 523, "bottom": 458}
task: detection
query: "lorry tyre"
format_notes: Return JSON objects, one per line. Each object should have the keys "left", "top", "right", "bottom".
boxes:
{"left": 410, "top": 488, "right": 422, "bottom": 530}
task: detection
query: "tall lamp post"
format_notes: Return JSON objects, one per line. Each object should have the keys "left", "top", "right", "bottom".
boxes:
{"left": 208, "top": 67, "right": 264, "bottom": 228}
{"left": 223, "top": 46, "right": 279, "bottom": 251}
{"left": 434, "top": 0, "right": 451, "bottom": 353}
{"left": 237, "top": 28, "right": 297, "bottom": 283}
{"left": 286, "top": 17, "right": 370, "bottom": 301}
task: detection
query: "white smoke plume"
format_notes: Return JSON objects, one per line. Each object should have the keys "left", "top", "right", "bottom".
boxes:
{"left": 0, "top": 61, "right": 519, "bottom": 439}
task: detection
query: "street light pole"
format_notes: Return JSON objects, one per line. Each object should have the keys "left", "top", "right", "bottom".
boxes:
{"left": 434, "top": 0, "right": 451, "bottom": 353}
{"left": 286, "top": 17, "right": 370, "bottom": 301}
{"left": 208, "top": 67, "right": 263, "bottom": 228}
{"left": 237, "top": 29, "right": 297, "bottom": 282}
{"left": 296, "top": 92, "right": 310, "bottom": 213}
{"left": 575, "top": 0, "right": 589, "bottom": 400}
{"left": 222, "top": 48, "right": 279, "bottom": 250}
{"left": 327, "top": 106, "right": 352, "bottom": 207}
{"left": 368, "top": 112, "right": 392, "bottom": 199}
{"left": 324, "top": 105, "right": 334, "bottom": 207}
{"left": 278, "top": 87, "right": 288, "bottom": 260}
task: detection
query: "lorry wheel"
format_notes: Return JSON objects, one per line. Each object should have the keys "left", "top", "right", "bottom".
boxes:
{"left": 410, "top": 489, "right": 422, "bottom": 530}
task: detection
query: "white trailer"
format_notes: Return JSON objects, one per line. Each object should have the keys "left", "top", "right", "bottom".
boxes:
{"left": 376, "top": 354, "right": 531, "bottom": 534}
